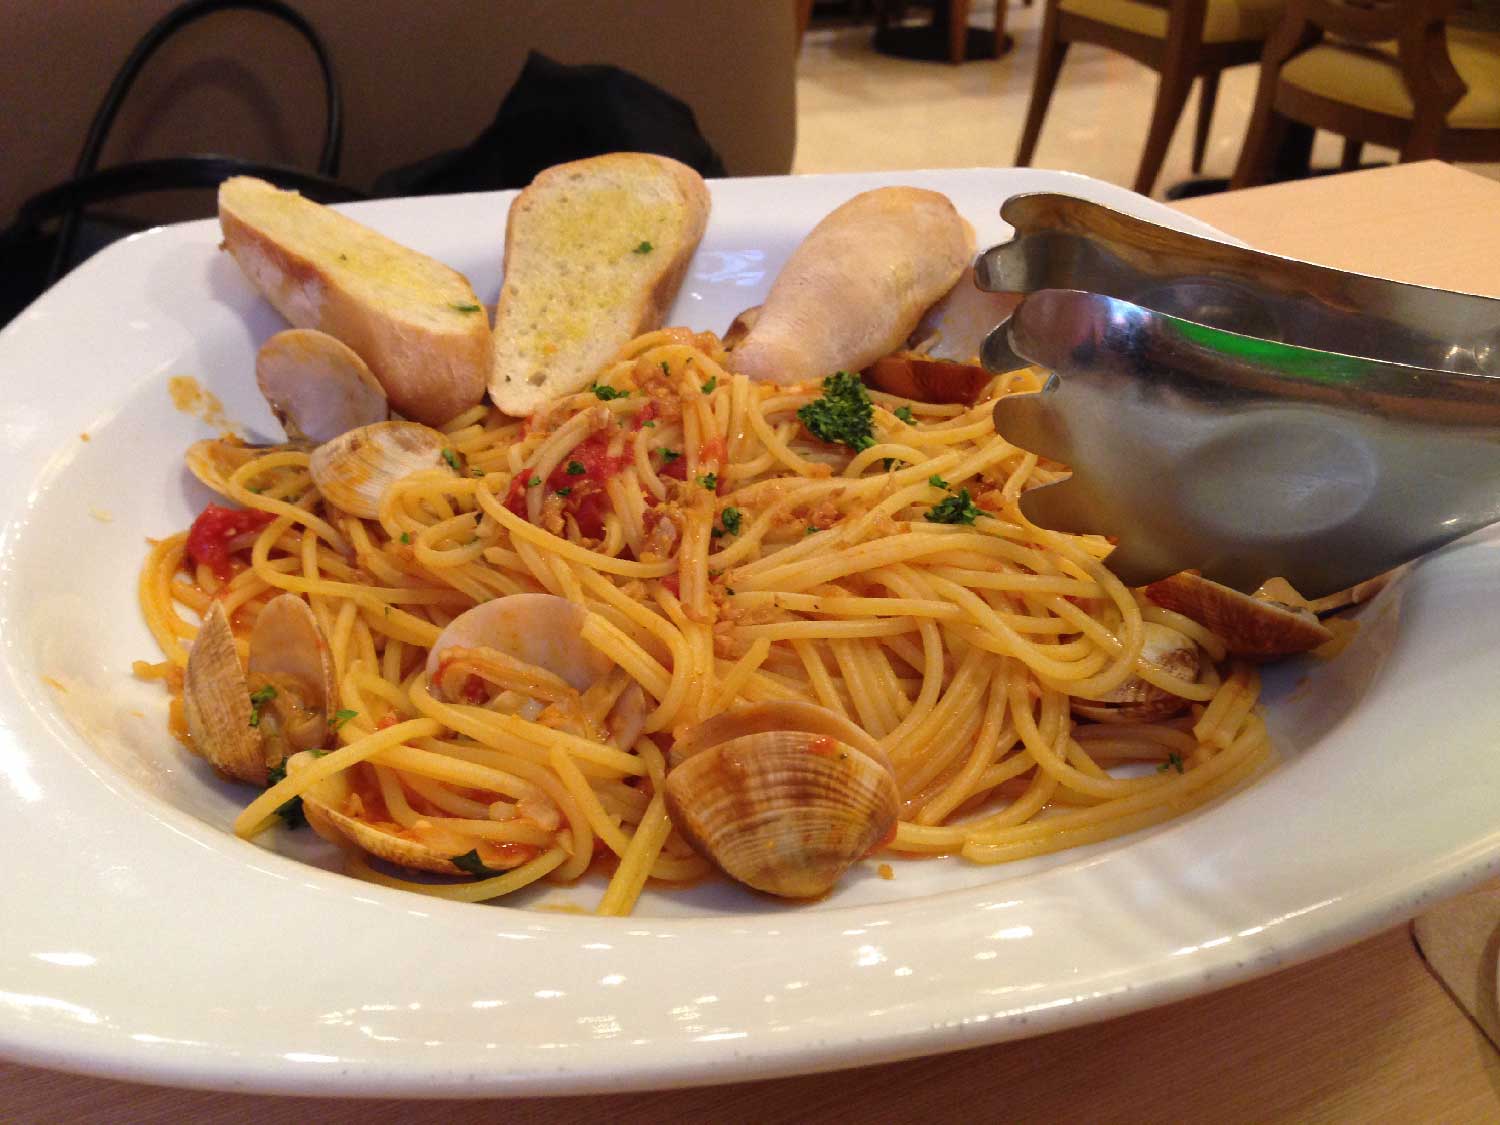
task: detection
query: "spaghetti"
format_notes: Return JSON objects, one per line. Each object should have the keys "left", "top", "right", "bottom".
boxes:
{"left": 137, "top": 329, "right": 1271, "bottom": 914}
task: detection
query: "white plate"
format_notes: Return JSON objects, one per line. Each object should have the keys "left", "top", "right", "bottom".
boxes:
{"left": 2, "top": 168, "right": 1498, "bottom": 1097}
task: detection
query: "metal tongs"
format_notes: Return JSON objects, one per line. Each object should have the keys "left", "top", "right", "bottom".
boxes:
{"left": 976, "top": 193, "right": 1500, "bottom": 599}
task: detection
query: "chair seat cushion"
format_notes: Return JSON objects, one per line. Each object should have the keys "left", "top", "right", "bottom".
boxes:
{"left": 1282, "top": 28, "right": 1500, "bottom": 129}
{"left": 1058, "top": 0, "right": 1285, "bottom": 44}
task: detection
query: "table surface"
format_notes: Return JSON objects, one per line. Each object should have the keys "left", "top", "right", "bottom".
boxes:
{"left": 8, "top": 160, "right": 1500, "bottom": 1122}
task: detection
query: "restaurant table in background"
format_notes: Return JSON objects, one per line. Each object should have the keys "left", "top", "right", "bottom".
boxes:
{"left": 6, "top": 161, "right": 1500, "bottom": 1123}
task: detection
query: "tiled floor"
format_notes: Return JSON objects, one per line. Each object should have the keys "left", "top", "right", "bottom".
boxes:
{"left": 793, "top": 2, "right": 1495, "bottom": 198}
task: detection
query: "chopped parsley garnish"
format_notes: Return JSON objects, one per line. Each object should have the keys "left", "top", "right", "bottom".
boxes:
{"left": 555, "top": 487, "right": 572, "bottom": 497}
{"left": 696, "top": 472, "right": 718, "bottom": 490}
{"left": 248, "top": 685, "right": 277, "bottom": 728}
{"left": 247, "top": 485, "right": 264, "bottom": 494}
{"left": 701, "top": 375, "right": 718, "bottom": 394}
{"left": 452, "top": 849, "right": 506, "bottom": 878}
{"left": 797, "top": 371, "right": 874, "bottom": 452}
{"left": 894, "top": 405, "right": 915, "bottom": 424}
{"left": 660, "top": 361, "right": 670, "bottom": 375}
{"left": 471, "top": 467, "right": 485, "bottom": 477}
{"left": 590, "top": 383, "right": 629, "bottom": 401}
{"left": 1159, "top": 752, "right": 1186, "bottom": 774}
{"left": 264, "top": 761, "right": 306, "bottom": 828}
{"left": 924, "top": 487, "right": 981, "bottom": 525}
{"left": 527, "top": 475, "right": 542, "bottom": 487}
{"left": 565, "top": 460, "right": 587, "bottom": 476}
{"left": 928, "top": 474, "right": 950, "bottom": 490}
{"left": 661, "top": 449, "right": 682, "bottom": 462}
{"left": 806, "top": 525, "right": 820, "bottom": 535}
{"left": 642, "top": 419, "right": 657, "bottom": 427}
{"left": 449, "top": 302, "right": 481, "bottom": 314}
{"left": 633, "top": 240, "right": 654, "bottom": 254}
{"left": 329, "top": 709, "right": 358, "bottom": 731}
{"left": 441, "top": 448, "right": 461, "bottom": 472}
{"left": 399, "top": 532, "right": 412, "bottom": 544}
{"left": 720, "top": 507, "right": 742, "bottom": 536}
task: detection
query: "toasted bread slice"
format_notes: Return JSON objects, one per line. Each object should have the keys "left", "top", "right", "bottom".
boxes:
{"left": 488, "top": 154, "right": 710, "bottom": 417}
{"left": 218, "top": 176, "right": 489, "bottom": 426}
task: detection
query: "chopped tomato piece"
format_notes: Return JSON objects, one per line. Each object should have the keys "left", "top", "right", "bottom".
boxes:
{"left": 185, "top": 504, "right": 275, "bottom": 581}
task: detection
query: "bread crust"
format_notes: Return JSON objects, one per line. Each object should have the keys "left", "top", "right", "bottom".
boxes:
{"left": 218, "top": 177, "right": 490, "bottom": 427}
{"left": 488, "top": 153, "right": 710, "bottom": 417}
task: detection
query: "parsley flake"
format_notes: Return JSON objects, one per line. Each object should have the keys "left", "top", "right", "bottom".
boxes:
{"left": 471, "top": 467, "right": 485, "bottom": 477}
{"left": 1159, "top": 752, "right": 1186, "bottom": 774}
{"left": 660, "top": 361, "right": 670, "bottom": 375}
{"left": 590, "top": 383, "right": 629, "bottom": 401}
{"left": 329, "top": 709, "right": 358, "bottom": 731}
{"left": 452, "top": 849, "right": 506, "bottom": 878}
{"left": 696, "top": 472, "right": 718, "bottom": 491}
{"left": 701, "top": 375, "right": 718, "bottom": 394}
{"left": 566, "top": 460, "right": 587, "bottom": 476}
{"left": 806, "top": 525, "right": 820, "bottom": 536}
{"left": 797, "top": 371, "right": 874, "bottom": 452}
{"left": 894, "top": 405, "right": 915, "bottom": 424}
{"left": 264, "top": 761, "right": 306, "bottom": 828}
{"left": 928, "top": 474, "right": 950, "bottom": 490}
{"left": 661, "top": 449, "right": 682, "bottom": 462}
{"left": 633, "top": 240, "right": 653, "bottom": 254}
{"left": 720, "top": 507, "right": 742, "bottom": 536}
{"left": 441, "top": 448, "right": 461, "bottom": 472}
{"left": 555, "top": 487, "right": 572, "bottom": 497}
{"left": 642, "top": 419, "right": 657, "bottom": 427}
{"left": 399, "top": 532, "right": 412, "bottom": 544}
{"left": 527, "top": 475, "right": 542, "bottom": 487}
{"left": 248, "top": 685, "right": 277, "bottom": 728}
{"left": 925, "top": 487, "right": 982, "bottom": 525}
{"left": 449, "top": 302, "right": 481, "bottom": 314}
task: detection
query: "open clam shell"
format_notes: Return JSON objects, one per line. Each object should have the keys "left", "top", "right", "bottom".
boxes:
{"left": 293, "top": 752, "right": 472, "bottom": 876}
{"left": 424, "top": 593, "right": 613, "bottom": 693}
{"left": 1071, "top": 622, "right": 1200, "bottom": 724}
{"left": 247, "top": 593, "right": 337, "bottom": 755}
{"left": 183, "top": 600, "right": 265, "bottom": 784}
{"left": 256, "top": 328, "right": 389, "bottom": 444}
{"left": 309, "top": 420, "right": 449, "bottom": 518}
{"left": 664, "top": 702, "right": 899, "bottom": 899}
{"left": 1145, "top": 571, "right": 1332, "bottom": 659}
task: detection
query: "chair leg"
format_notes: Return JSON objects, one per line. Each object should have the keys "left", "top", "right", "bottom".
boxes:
{"left": 1015, "top": 9, "right": 1069, "bottom": 167}
{"left": 1134, "top": 61, "right": 1195, "bottom": 195}
{"left": 1338, "top": 137, "right": 1363, "bottom": 172}
{"left": 1191, "top": 70, "right": 1219, "bottom": 174}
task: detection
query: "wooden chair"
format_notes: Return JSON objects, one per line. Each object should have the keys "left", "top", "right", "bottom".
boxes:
{"left": 1015, "top": 0, "right": 1288, "bottom": 195}
{"left": 1231, "top": 0, "right": 1500, "bottom": 187}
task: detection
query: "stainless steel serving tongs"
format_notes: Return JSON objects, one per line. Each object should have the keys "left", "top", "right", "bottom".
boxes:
{"left": 976, "top": 193, "right": 1500, "bottom": 599}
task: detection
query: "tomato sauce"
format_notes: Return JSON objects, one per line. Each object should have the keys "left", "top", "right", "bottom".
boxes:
{"left": 505, "top": 431, "right": 633, "bottom": 539}
{"left": 185, "top": 504, "right": 275, "bottom": 581}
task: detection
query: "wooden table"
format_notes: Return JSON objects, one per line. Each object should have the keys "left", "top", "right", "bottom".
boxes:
{"left": 8, "top": 161, "right": 1500, "bottom": 1122}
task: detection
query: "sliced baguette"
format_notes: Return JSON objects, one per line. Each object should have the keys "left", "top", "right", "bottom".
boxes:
{"left": 488, "top": 153, "right": 710, "bottom": 417}
{"left": 218, "top": 176, "right": 490, "bottom": 426}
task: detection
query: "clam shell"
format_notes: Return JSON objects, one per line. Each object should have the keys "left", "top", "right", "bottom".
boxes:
{"left": 256, "top": 328, "right": 388, "bottom": 443}
{"left": 664, "top": 728, "right": 899, "bottom": 899}
{"left": 1146, "top": 571, "right": 1332, "bottom": 659}
{"left": 424, "top": 593, "right": 612, "bottom": 692}
{"left": 1071, "top": 622, "right": 1200, "bottom": 724}
{"left": 309, "top": 421, "right": 449, "bottom": 518}
{"left": 669, "top": 699, "right": 891, "bottom": 772}
{"left": 294, "top": 754, "right": 469, "bottom": 875}
{"left": 247, "top": 593, "right": 337, "bottom": 754}
{"left": 185, "top": 437, "right": 308, "bottom": 498}
{"left": 182, "top": 600, "right": 265, "bottom": 785}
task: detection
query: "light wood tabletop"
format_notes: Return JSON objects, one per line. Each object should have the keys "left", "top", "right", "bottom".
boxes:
{"left": 8, "top": 161, "right": 1500, "bottom": 1122}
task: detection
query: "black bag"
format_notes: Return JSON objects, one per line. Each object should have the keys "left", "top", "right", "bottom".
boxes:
{"left": 374, "top": 51, "right": 726, "bottom": 198}
{"left": 0, "top": 0, "right": 360, "bottom": 327}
